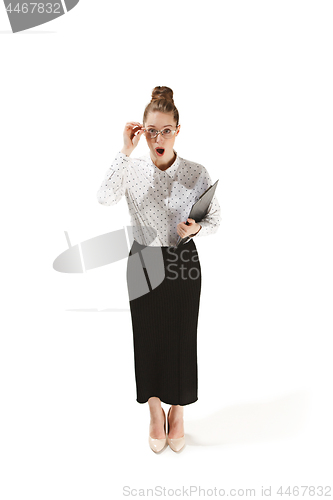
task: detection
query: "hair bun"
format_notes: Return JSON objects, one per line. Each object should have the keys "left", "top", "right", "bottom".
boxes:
{"left": 143, "top": 86, "right": 179, "bottom": 127}
{"left": 151, "top": 86, "right": 174, "bottom": 103}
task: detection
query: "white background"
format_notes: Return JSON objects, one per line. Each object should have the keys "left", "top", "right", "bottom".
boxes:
{"left": 1, "top": 1, "right": 332, "bottom": 498}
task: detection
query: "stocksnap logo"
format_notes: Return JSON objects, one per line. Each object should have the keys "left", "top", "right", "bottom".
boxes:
{"left": 3, "top": 0, "right": 80, "bottom": 33}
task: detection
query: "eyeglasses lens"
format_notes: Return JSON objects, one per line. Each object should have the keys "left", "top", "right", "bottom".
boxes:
{"left": 144, "top": 129, "right": 176, "bottom": 139}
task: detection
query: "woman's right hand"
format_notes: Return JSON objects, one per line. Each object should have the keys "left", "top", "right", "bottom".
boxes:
{"left": 121, "top": 122, "right": 145, "bottom": 156}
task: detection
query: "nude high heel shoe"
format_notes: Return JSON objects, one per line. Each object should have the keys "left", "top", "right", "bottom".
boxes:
{"left": 167, "top": 406, "right": 185, "bottom": 452}
{"left": 148, "top": 407, "right": 167, "bottom": 453}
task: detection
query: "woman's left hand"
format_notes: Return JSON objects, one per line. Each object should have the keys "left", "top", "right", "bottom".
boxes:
{"left": 177, "top": 218, "right": 201, "bottom": 238}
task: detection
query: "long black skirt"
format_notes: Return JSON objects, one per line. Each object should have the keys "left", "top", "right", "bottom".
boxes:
{"left": 126, "top": 238, "right": 202, "bottom": 406}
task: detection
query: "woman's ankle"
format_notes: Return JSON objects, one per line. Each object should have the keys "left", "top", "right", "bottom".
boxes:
{"left": 169, "top": 405, "right": 184, "bottom": 419}
{"left": 148, "top": 398, "right": 164, "bottom": 418}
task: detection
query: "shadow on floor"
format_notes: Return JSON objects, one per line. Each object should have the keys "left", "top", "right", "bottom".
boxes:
{"left": 183, "top": 389, "right": 310, "bottom": 446}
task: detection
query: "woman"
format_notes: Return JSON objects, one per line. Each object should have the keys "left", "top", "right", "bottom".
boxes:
{"left": 97, "top": 86, "right": 221, "bottom": 453}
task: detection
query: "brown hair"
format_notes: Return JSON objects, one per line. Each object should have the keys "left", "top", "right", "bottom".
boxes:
{"left": 143, "top": 86, "right": 179, "bottom": 126}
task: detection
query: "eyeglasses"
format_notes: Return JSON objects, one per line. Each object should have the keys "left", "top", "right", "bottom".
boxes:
{"left": 143, "top": 126, "right": 179, "bottom": 139}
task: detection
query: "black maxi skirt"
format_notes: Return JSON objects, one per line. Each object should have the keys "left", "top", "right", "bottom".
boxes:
{"left": 126, "top": 238, "right": 202, "bottom": 406}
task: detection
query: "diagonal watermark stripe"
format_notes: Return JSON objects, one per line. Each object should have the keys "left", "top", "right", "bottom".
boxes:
{"left": 53, "top": 225, "right": 201, "bottom": 302}
{"left": 3, "top": 0, "right": 80, "bottom": 33}
{"left": 53, "top": 226, "right": 166, "bottom": 301}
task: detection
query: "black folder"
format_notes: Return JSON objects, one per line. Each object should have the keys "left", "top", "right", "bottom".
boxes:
{"left": 175, "top": 179, "right": 219, "bottom": 247}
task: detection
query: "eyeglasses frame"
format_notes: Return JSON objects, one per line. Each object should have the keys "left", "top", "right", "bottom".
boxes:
{"left": 142, "top": 125, "right": 180, "bottom": 139}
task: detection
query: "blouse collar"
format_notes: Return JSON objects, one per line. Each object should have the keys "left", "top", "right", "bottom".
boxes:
{"left": 147, "top": 149, "right": 181, "bottom": 179}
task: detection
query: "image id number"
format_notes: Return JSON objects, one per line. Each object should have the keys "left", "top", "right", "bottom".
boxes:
{"left": 6, "top": 3, "right": 61, "bottom": 14}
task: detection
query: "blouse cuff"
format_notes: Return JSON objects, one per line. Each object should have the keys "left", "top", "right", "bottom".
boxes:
{"left": 192, "top": 220, "right": 213, "bottom": 237}
{"left": 117, "top": 151, "right": 130, "bottom": 160}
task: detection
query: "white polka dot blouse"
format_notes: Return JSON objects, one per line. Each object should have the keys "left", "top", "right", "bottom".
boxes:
{"left": 97, "top": 150, "right": 222, "bottom": 247}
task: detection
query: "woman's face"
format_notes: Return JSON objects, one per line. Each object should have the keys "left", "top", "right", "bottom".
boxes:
{"left": 144, "top": 111, "right": 180, "bottom": 165}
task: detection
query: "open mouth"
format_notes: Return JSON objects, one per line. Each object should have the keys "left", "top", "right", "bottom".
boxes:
{"left": 155, "top": 148, "right": 165, "bottom": 157}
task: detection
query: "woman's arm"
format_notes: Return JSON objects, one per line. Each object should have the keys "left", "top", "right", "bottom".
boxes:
{"left": 192, "top": 196, "right": 221, "bottom": 237}
{"left": 96, "top": 152, "right": 129, "bottom": 206}
{"left": 192, "top": 167, "right": 222, "bottom": 237}
{"left": 97, "top": 122, "right": 145, "bottom": 206}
